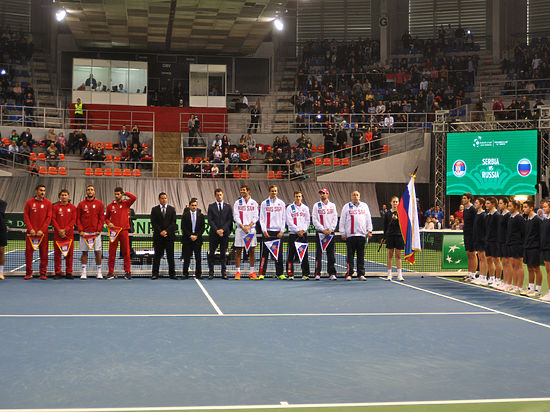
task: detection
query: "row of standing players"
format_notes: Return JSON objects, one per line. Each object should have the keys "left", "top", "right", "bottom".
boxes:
{"left": 10, "top": 183, "right": 394, "bottom": 281}
{"left": 461, "top": 193, "right": 550, "bottom": 301}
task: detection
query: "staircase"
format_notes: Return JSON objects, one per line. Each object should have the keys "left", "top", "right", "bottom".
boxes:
{"left": 476, "top": 51, "right": 507, "bottom": 101}
{"left": 153, "top": 132, "right": 182, "bottom": 177}
{"left": 271, "top": 57, "right": 297, "bottom": 134}
{"left": 30, "top": 51, "right": 62, "bottom": 127}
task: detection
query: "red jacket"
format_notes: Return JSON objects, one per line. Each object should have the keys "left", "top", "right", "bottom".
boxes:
{"left": 105, "top": 192, "right": 137, "bottom": 230}
{"left": 24, "top": 197, "right": 52, "bottom": 233}
{"left": 77, "top": 197, "right": 105, "bottom": 233}
{"left": 52, "top": 202, "right": 77, "bottom": 239}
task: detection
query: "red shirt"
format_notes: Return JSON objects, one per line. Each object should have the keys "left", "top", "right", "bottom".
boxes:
{"left": 24, "top": 197, "right": 52, "bottom": 233}
{"left": 105, "top": 192, "right": 137, "bottom": 230}
{"left": 52, "top": 202, "right": 77, "bottom": 239}
{"left": 77, "top": 197, "right": 105, "bottom": 233}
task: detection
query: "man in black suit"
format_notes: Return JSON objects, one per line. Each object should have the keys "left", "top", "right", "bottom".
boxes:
{"left": 207, "top": 188, "right": 233, "bottom": 279}
{"left": 181, "top": 197, "right": 205, "bottom": 279}
{"left": 150, "top": 192, "right": 178, "bottom": 279}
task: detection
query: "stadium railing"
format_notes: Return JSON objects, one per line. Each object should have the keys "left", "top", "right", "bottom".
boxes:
{"left": 3, "top": 228, "right": 464, "bottom": 276}
{"left": 478, "top": 77, "right": 550, "bottom": 101}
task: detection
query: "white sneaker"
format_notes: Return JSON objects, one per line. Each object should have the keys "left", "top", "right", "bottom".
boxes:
{"left": 328, "top": 275, "right": 337, "bottom": 281}
{"left": 96, "top": 273, "right": 103, "bottom": 279}
{"left": 503, "top": 284, "right": 514, "bottom": 292}
{"left": 80, "top": 273, "right": 87, "bottom": 280}
{"left": 345, "top": 276, "right": 352, "bottom": 281}
{"left": 359, "top": 275, "right": 367, "bottom": 281}
{"left": 520, "top": 288, "right": 529, "bottom": 296}
{"left": 314, "top": 274, "right": 321, "bottom": 280}
{"left": 397, "top": 275, "right": 404, "bottom": 282}
{"left": 386, "top": 274, "right": 393, "bottom": 281}
{"left": 540, "top": 293, "right": 550, "bottom": 301}
{"left": 526, "top": 290, "right": 540, "bottom": 298}
{"left": 477, "top": 278, "right": 489, "bottom": 286}
{"left": 510, "top": 286, "right": 521, "bottom": 294}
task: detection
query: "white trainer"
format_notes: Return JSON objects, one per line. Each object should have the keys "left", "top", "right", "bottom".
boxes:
{"left": 526, "top": 290, "right": 540, "bottom": 298}
{"left": 345, "top": 276, "right": 352, "bottom": 281}
{"left": 359, "top": 275, "right": 367, "bottom": 281}
{"left": 520, "top": 288, "right": 529, "bottom": 296}
{"left": 314, "top": 274, "right": 321, "bottom": 280}
{"left": 397, "top": 275, "right": 404, "bottom": 282}
{"left": 80, "top": 273, "right": 87, "bottom": 280}
{"left": 477, "top": 278, "right": 489, "bottom": 286}
{"left": 97, "top": 274, "right": 103, "bottom": 279}
{"left": 386, "top": 274, "right": 393, "bottom": 281}
{"left": 328, "top": 275, "right": 337, "bottom": 281}
{"left": 540, "top": 293, "right": 550, "bottom": 302}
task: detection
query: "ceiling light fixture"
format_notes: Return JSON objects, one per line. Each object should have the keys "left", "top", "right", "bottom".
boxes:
{"left": 56, "top": 9, "right": 67, "bottom": 22}
{"left": 273, "top": 18, "right": 284, "bottom": 31}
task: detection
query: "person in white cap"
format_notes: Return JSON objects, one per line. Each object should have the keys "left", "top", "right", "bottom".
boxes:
{"left": 312, "top": 188, "right": 338, "bottom": 280}
{"left": 339, "top": 190, "right": 372, "bottom": 281}
{"left": 286, "top": 190, "right": 311, "bottom": 280}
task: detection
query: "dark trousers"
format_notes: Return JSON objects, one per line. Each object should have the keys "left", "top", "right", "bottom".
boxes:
{"left": 208, "top": 234, "right": 229, "bottom": 275}
{"left": 183, "top": 240, "right": 202, "bottom": 276}
{"left": 286, "top": 233, "right": 310, "bottom": 276}
{"left": 248, "top": 120, "right": 259, "bottom": 134}
{"left": 152, "top": 236, "right": 175, "bottom": 276}
{"left": 346, "top": 236, "right": 366, "bottom": 277}
{"left": 314, "top": 232, "right": 336, "bottom": 276}
{"left": 259, "top": 231, "right": 284, "bottom": 277}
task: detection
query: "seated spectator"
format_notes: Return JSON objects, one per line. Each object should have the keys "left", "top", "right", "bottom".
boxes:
{"left": 295, "top": 147, "right": 308, "bottom": 165}
{"left": 46, "top": 142, "right": 59, "bottom": 167}
{"left": 7, "top": 139, "right": 19, "bottom": 162}
{"left": 43, "top": 128, "right": 57, "bottom": 148}
{"left": 19, "top": 128, "right": 34, "bottom": 148}
{"left": 19, "top": 141, "right": 31, "bottom": 164}
{"left": 246, "top": 133, "right": 257, "bottom": 158}
{"left": 424, "top": 217, "right": 435, "bottom": 230}
{"left": 240, "top": 147, "right": 251, "bottom": 169}
{"left": 280, "top": 135, "right": 291, "bottom": 153}
{"left": 76, "top": 129, "right": 88, "bottom": 154}
{"left": 29, "top": 160, "right": 40, "bottom": 175}
{"left": 82, "top": 142, "right": 96, "bottom": 161}
{"left": 210, "top": 163, "right": 220, "bottom": 178}
{"left": 272, "top": 136, "right": 282, "bottom": 151}
{"left": 237, "top": 135, "right": 246, "bottom": 151}
{"left": 130, "top": 143, "right": 141, "bottom": 162}
{"left": 211, "top": 145, "right": 223, "bottom": 163}
{"left": 211, "top": 134, "right": 222, "bottom": 150}
{"left": 229, "top": 147, "right": 240, "bottom": 171}
{"left": 139, "top": 145, "right": 152, "bottom": 169}
{"left": 57, "top": 132, "right": 66, "bottom": 153}
{"left": 221, "top": 134, "right": 230, "bottom": 151}
{"left": 264, "top": 146, "right": 275, "bottom": 170}
{"left": 183, "top": 158, "right": 199, "bottom": 178}
{"left": 454, "top": 204, "right": 464, "bottom": 220}
{"left": 292, "top": 160, "right": 306, "bottom": 179}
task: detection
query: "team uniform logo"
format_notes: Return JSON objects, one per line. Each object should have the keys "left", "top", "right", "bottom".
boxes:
{"left": 452, "top": 160, "right": 466, "bottom": 177}
{"left": 517, "top": 158, "right": 532, "bottom": 177}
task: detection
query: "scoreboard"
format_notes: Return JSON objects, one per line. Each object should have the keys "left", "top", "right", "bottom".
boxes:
{"left": 446, "top": 130, "right": 538, "bottom": 195}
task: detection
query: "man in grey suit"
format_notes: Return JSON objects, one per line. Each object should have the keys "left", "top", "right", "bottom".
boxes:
{"left": 150, "top": 192, "right": 178, "bottom": 279}
{"left": 207, "top": 188, "right": 233, "bottom": 279}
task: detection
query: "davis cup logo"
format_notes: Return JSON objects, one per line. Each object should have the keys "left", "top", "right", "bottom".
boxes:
{"left": 517, "top": 159, "right": 532, "bottom": 177}
{"left": 453, "top": 160, "right": 466, "bottom": 177}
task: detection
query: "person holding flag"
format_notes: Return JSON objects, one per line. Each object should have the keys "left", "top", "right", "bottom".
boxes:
{"left": 286, "top": 190, "right": 311, "bottom": 280}
{"left": 105, "top": 187, "right": 137, "bottom": 280}
{"left": 340, "top": 190, "right": 372, "bottom": 281}
{"left": 258, "top": 184, "right": 286, "bottom": 279}
{"left": 397, "top": 173, "right": 421, "bottom": 266}
{"left": 312, "top": 188, "right": 338, "bottom": 280}
{"left": 24, "top": 184, "right": 52, "bottom": 280}
{"left": 233, "top": 184, "right": 259, "bottom": 280}
{"left": 77, "top": 185, "right": 105, "bottom": 279}
{"left": 52, "top": 189, "right": 77, "bottom": 279}
{"left": 384, "top": 196, "right": 404, "bottom": 281}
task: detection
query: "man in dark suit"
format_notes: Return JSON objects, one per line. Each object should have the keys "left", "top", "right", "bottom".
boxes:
{"left": 181, "top": 197, "right": 205, "bottom": 279}
{"left": 207, "top": 188, "right": 233, "bottom": 279}
{"left": 150, "top": 192, "right": 178, "bottom": 279}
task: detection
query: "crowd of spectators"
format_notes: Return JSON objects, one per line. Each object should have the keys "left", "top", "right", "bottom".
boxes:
{"left": 501, "top": 38, "right": 550, "bottom": 87}
{"left": 294, "top": 38, "right": 478, "bottom": 132}
{"left": 0, "top": 30, "right": 35, "bottom": 106}
{"left": 399, "top": 25, "right": 478, "bottom": 56}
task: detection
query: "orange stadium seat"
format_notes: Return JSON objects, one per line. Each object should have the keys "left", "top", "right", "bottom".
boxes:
{"left": 113, "top": 168, "right": 122, "bottom": 176}
{"left": 30, "top": 152, "right": 37, "bottom": 161}
{"left": 85, "top": 168, "right": 93, "bottom": 176}
{"left": 48, "top": 166, "right": 57, "bottom": 175}
{"left": 311, "top": 145, "right": 316, "bottom": 153}
{"left": 105, "top": 155, "right": 113, "bottom": 162}
{"left": 317, "top": 145, "right": 324, "bottom": 153}
{"left": 114, "top": 155, "right": 121, "bottom": 162}
{"left": 194, "top": 157, "right": 202, "bottom": 163}
{"left": 58, "top": 167, "right": 67, "bottom": 175}
{"left": 276, "top": 171, "right": 283, "bottom": 179}
{"left": 132, "top": 168, "right": 141, "bottom": 177}
{"left": 242, "top": 170, "right": 250, "bottom": 179}
{"left": 37, "top": 153, "right": 46, "bottom": 160}
{"left": 94, "top": 168, "right": 103, "bottom": 176}
{"left": 104, "top": 142, "right": 113, "bottom": 150}
{"left": 323, "top": 158, "right": 331, "bottom": 166}
{"left": 342, "top": 158, "right": 350, "bottom": 166}
{"left": 267, "top": 170, "right": 275, "bottom": 179}
{"left": 122, "top": 169, "right": 132, "bottom": 176}
{"left": 39, "top": 167, "right": 46, "bottom": 175}
{"left": 58, "top": 154, "right": 65, "bottom": 161}
{"left": 315, "top": 158, "right": 322, "bottom": 166}
{"left": 333, "top": 158, "right": 341, "bottom": 166}
{"left": 103, "top": 168, "right": 112, "bottom": 176}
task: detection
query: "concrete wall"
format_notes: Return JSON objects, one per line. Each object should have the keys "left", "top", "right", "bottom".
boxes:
{"left": 317, "top": 133, "right": 431, "bottom": 184}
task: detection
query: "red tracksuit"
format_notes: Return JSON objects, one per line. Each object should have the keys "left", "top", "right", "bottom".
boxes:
{"left": 52, "top": 202, "right": 77, "bottom": 275}
{"left": 105, "top": 192, "right": 137, "bottom": 274}
{"left": 24, "top": 196, "right": 52, "bottom": 276}
{"left": 76, "top": 197, "right": 105, "bottom": 234}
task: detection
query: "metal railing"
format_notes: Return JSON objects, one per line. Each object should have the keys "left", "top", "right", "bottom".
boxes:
{"left": 0, "top": 104, "right": 155, "bottom": 131}
{"left": 478, "top": 77, "right": 550, "bottom": 100}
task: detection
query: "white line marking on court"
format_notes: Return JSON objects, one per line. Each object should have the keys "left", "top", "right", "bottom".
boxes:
{"left": 0, "top": 312, "right": 497, "bottom": 318}
{"left": 9, "top": 251, "right": 54, "bottom": 273}
{"left": 280, "top": 401, "right": 288, "bottom": 406}
{"left": 1, "top": 397, "right": 550, "bottom": 411}
{"left": 387, "top": 278, "right": 550, "bottom": 330}
{"left": 439, "top": 276, "right": 550, "bottom": 305}
{"left": 194, "top": 278, "right": 224, "bottom": 316}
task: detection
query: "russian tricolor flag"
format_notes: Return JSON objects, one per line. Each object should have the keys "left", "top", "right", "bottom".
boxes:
{"left": 397, "top": 175, "right": 422, "bottom": 264}
{"left": 517, "top": 159, "right": 532, "bottom": 177}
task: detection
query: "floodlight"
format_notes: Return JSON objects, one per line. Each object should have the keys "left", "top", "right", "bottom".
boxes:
{"left": 273, "top": 18, "right": 284, "bottom": 31}
{"left": 56, "top": 9, "right": 67, "bottom": 22}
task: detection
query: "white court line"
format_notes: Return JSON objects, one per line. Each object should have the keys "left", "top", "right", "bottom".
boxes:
{"left": 194, "top": 278, "right": 224, "bottom": 316}
{"left": 439, "top": 276, "right": 550, "bottom": 305}
{"left": 0, "top": 311, "right": 497, "bottom": 318}
{"left": 1, "top": 397, "right": 550, "bottom": 411}
{"left": 9, "top": 250, "right": 54, "bottom": 273}
{"left": 386, "top": 277, "right": 550, "bottom": 330}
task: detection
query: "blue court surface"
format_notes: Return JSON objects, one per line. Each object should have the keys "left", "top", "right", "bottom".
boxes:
{"left": 1, "top": 276, "right": 549, "bottom": 410}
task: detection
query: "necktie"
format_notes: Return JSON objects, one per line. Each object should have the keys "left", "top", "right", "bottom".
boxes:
{"left": 162, "top": 206, "right": 166, "bottom": 216}
{"left": 218, "top": 202, "right": 222, "bottom": 213}
{"left": 192, "top": 212, "right": 196, "bottom": 232}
